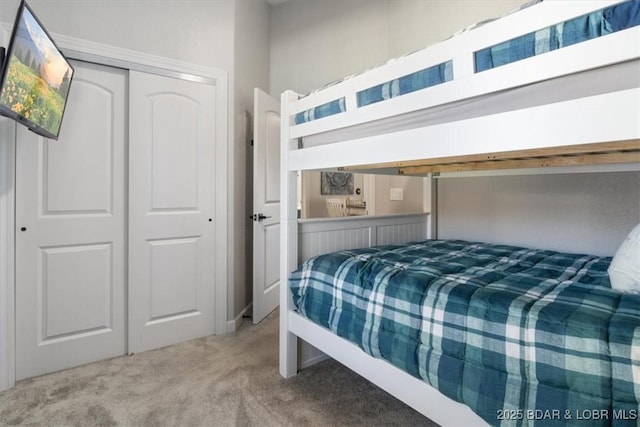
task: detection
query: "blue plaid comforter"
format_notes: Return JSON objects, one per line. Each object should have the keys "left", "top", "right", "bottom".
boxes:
{"left": 289, "top": 240, "right": 640, "bottom": 426}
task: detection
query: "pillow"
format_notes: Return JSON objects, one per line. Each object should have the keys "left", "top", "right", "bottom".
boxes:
{"left": 609, "top": 223, "right": 640, "bottom": 293}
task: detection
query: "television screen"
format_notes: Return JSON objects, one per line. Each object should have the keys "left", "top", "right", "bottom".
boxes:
{"left": 0, "top": 0, "right": 74, "bottom": 140}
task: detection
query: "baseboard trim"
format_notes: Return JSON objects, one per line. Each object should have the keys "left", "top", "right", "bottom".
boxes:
{"left": 226, "top": 303, "right": 252, "bottom": 333}
{"left": 300, "top": 352, "right": 329, "bottom": 369}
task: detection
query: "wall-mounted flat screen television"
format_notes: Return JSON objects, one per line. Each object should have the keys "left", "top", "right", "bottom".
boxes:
{"left": 0, "top": 0, "right": 74, "bottom": 140}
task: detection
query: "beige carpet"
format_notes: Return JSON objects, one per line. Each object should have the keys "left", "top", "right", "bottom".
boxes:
{"left": 0, "top": 311, "right": 437, "bottom": 426}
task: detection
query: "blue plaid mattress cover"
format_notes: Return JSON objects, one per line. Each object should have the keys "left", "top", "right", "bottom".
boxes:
{"left": 289, "top": 239, "right": 640, "bottom": 426}
{"left": 475, "top": 0, "right": 640, "bottom": 73}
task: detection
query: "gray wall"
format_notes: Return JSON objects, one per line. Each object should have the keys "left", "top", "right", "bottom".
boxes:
{"left": 269, "top": 0, "right": 639, "bottom": 255}
{"left": 270, "top": 0, "right": 389, "bottom": 97}
{"left": 374, "top": 175, "right": 425, "bottom": 216}
{"left": 232, "top": 0, "right": 270, "bottom": 320}
{"left": 438, "top": 172, "right": 640, "bottom": 256}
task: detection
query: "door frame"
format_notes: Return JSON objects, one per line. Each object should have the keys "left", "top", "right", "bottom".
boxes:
{"left": 0, "top": 27, "right": 229, "bottom": 392}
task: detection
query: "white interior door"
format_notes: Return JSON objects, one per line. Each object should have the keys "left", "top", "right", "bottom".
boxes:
{"left": 252, "top": 88, "right": 281, "bottom": 324}
{"left": 15, "top": 61, "right": 127, "bottom": 380}
{"left": 128, "top": 71, "right": 216, "bottom": 353}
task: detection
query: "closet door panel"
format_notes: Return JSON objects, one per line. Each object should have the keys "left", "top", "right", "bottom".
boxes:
{"left": 15, "top": 60, "right": 127, "bottom": 380}
{"left": 128, "top": 71, "right": 216, "bottom": 353}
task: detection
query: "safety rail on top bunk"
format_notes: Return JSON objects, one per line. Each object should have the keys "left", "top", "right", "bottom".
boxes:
{"left": 285, "top": 0, "right": 640, "bottom": 143}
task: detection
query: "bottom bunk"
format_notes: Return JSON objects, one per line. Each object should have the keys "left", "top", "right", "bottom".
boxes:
{"left": 286, "top": 238, "right": 640, "bottom": 427}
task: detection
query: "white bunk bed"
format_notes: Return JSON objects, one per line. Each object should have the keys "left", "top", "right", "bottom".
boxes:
{"left": 279, "top": 1, "right": 640, "bottom": 426}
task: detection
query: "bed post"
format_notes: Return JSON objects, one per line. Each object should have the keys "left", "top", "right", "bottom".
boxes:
{"left": 280, "top": 90, "right": 299, "bottom": 378}
{"left": 430, "top": 174, "right": 438, "bottom": 239}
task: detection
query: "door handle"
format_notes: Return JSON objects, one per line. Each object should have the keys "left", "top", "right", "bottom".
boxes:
{"left": 251, "top": 213, "right": 271, "bottom": 222}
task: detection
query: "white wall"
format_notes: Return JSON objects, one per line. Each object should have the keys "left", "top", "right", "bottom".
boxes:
{"left": 0, "top": 0, "right": 235, "bottom": 72}
{"left": 385, "top": 1, "right": 523, "bottom": 57}
{"left": 269, "top": 0, "right": 638, "bottom": 254}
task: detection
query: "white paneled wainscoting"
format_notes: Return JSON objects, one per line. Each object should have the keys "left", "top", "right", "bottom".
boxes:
{"left": 298, "top": 213, "right": 430, "bottom": 262}
{"left": 296, "top": 213, "right": 430, "bottom": 367}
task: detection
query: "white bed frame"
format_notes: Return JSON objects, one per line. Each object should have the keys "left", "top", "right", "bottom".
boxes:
{"left": 279, "top": 1, "right": 640, "bottom": 425}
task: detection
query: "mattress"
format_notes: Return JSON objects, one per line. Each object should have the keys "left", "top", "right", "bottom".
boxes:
{"left": 289, "top": 239, "right": 640, "bottom": 426}
{"left": 293, "top": 61, "right": 452, "bottom": 125}
{"left": 475, "top": 0, "right": 640, "bottom": 72}
{"left": 293, "top": 0, "right": 640, "bottom": 126}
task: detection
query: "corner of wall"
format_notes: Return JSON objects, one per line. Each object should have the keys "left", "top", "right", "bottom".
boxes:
{"left": 229, "top": 0, "right": 270, "bottom": 323}
{"left": 0, "top": 119, "right": 16, "bottom": 391}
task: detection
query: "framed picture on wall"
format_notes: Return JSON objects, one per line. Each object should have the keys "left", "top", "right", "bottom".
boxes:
{"left": 320, "top": 171, "right": 354, "bottom": 195}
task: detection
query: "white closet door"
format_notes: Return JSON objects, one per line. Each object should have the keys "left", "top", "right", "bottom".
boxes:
{"left": 15, "top": 60, "right": 127, "bottom": 380}
{"left": 128, "top": 71, "right": 216, "bottom": 353}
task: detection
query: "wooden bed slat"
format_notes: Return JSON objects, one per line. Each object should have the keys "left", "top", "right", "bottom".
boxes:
{"left": 400, "top": 150, "right": 640, "bottom": 175}
{"left": 338, "top": 140, "right": 640, "bottom": 174}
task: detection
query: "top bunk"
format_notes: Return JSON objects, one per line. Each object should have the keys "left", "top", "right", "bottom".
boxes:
{"left": 281, "top": 0, "right": 640, "bottom": 175}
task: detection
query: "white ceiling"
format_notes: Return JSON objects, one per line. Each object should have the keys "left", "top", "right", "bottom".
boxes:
{"left": 267, "top": 0, "right": 290, "bottom": 4}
